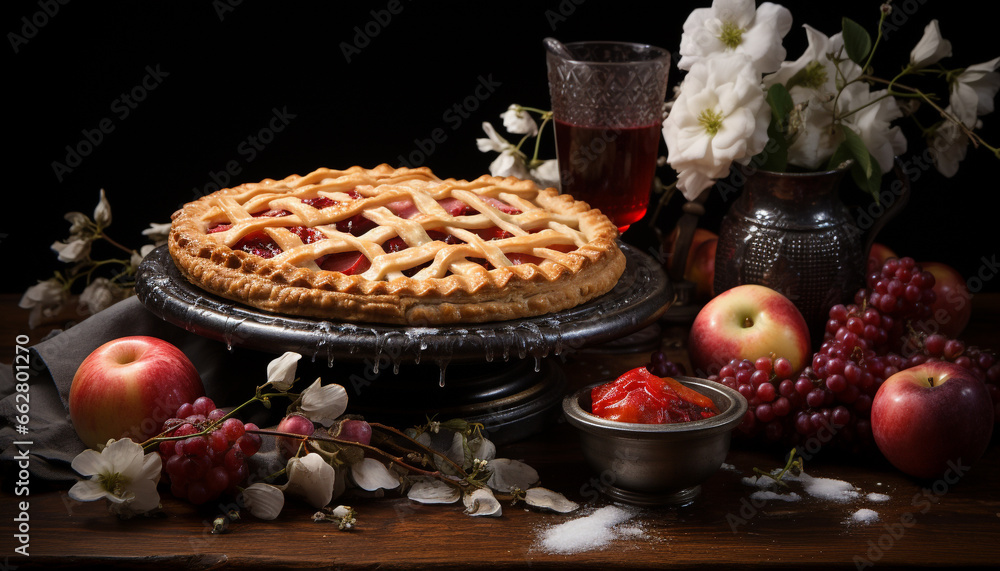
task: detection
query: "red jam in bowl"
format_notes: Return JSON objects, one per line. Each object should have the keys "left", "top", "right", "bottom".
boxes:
{"left": 591, "top": 367, "right": 720, "bottom": 424}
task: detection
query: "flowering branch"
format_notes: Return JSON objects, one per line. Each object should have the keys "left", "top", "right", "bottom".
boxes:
{"left": 20, "top": 189, "right": 171, "bottom": 327}
{"left": 661, "top": 0, "right": 1000, "bottom": 201}
{"left": 476, "top": 104, "right": 560, "bottom": 190}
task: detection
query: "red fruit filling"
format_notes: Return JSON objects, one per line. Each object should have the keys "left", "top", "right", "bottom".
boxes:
{"left": 318, "top": 252, "right": 370, "bottom": 275}
{"left": 253, "top": 208, "right": 291, "bottom": 218}
{"left": 475, "top": 228, "right": 514, "bottom": 241}
{"left": 233, "top": 232, "right": 283, "bottom": 259}
{"left": 482, "top": 197, "right": 521, "bottom": 215}
{"left": 208, "top": 208, "right": 290, "bottom": 234}
{"left": 302, "top": 196, "right": 338, "bottom": 209}
{"left": 336, "top": 213, "right": 377, "bottom": 236}
{"left": 288, "top": 226, "right": 327, "bottom": 244}
{"left": 591, "top": 367, "right": 719, "bottom": 424}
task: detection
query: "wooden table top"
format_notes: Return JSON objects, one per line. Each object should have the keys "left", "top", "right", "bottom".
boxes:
{"left": 3, "top": 292, "right": 999, "bottom": 570}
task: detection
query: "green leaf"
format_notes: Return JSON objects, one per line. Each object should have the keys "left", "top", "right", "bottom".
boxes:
{"left": 825, "top": 142, "right": 854, "bottom": 172}
{"left": 752, "top": 84, "right": 793, "bottom": 172}
{"left": 766, "top": 84, "right": 794, "bottom": 131}
{"left": 756, "top": 116, "right": 788, "bottom": 172}
{"left": 839, "top": 125, "right": 871, "bottom": 178}
{"left": 850, "top": 152, "right": 883, "bottom": 204}
{"left": 834, "top": 125, "right": 883, "bottom": 203}
{"left": 842, "top": 17, "right": 872, "bottom": 66}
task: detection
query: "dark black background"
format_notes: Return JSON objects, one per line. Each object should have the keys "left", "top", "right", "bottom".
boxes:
{"left": 5, "top": 0, "right": 999, "bottom": 297}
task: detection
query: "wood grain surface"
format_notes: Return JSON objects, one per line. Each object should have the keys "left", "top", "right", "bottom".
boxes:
{"left": 3, "top": 294, "right": 999, "bottom": 570}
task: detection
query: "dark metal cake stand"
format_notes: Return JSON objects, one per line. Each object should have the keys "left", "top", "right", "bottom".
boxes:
{"left": 135, "top": 244, "right": 672, "bottom": 442}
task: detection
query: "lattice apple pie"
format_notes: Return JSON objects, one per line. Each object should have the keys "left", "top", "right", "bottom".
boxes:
{"left": 168, "top": 164, "right": 626, "bottom": 325}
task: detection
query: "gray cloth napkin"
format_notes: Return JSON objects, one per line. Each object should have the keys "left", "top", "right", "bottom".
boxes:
{"left": 1, "top": 296, "right": 277, "bottom": 484}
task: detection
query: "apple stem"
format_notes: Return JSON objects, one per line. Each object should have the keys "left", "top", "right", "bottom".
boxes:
{"left": 743, "top": 316, "right": 754, "bottom": 328}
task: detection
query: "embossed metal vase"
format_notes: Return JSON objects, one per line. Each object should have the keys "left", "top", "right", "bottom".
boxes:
{"left": 713, "top": 162, "right": 909, "bottom": 339}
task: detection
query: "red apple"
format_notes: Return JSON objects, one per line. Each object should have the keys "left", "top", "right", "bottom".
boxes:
{"left": 867, "top": 242, "right": 898, "bottom": 274}
{"left": 663, "top": 227, "right": 716, "bottom": 276}
{"left": 872, "top": 361, "right": 993, "bottom": 479}
{"left": 69, "top": 336, "right": 205, "bottom": 449}
{"left": 917, "top": 261, "right": 973, "bottom": 338}
{"left": 687, "top": 284, "right": 812, "bottom": 377}
{"left": 687, "top": 237, "right": 717, "bottom": 300}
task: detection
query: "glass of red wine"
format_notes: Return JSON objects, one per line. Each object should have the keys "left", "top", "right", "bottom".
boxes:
{"left": 545, "top": 39, "right": 670, "bottom": 234}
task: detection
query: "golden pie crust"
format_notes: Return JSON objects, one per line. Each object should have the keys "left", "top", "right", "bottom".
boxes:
{"left": 168, "top": 164, "right": 626, "bottom": 325}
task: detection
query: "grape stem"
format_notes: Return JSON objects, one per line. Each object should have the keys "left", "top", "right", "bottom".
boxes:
{"left": 752, "top": 447, "right": 804, "bottom": 488}
{"left": 138, "top": 391, "right": 288, "bottom": 451}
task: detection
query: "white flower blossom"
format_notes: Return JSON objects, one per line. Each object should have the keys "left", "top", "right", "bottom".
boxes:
{"left": 663, "top": 52, "right": 771, "bottom": 199}
{"left": 928, "top": 105, "right": 974, "bottom": 177}
{"left": 840, "top": 83, "right": 907, "bottom": 174}
{"left": 78, "top": 277, "right": 120, "bottom": 316}
{"left": 678, "top": 0, "right": 792, "bottom": 74}
{"left": 765, "top": 25, "right": 860, "bottom": 96}
{"left": 68, "top": 439, "right": 161, "bottom": 518}
{"left": 281, "top": 453, "right": 336, "bottom": 509}
{"left": 64, "top": 211, "right": 92, "bottom": 239}
{"left": 909, "top": 20, "right": 952, "bottom": 69}
{"left": 950, "top": 56, "right": 1000, "bottom": 125}
{"left": 51, "top": 237, "right": 91, "bottom": 263}
{"left": 782, "top": 81, "right": 905, "bottom": 173}
{"left": 141, "top": 222, "right": 172, "bottom": 246}
{"left": 784, "top": 97, "right": 841, "bottom": 169}
{"left": 476, "top": 122, "right": 532, "bottom": 180}
{"left": 501, "top": 104, "right": 538, "bottom": 136}
{"left": 19, "top": 278, "right": 68, "bottom": 329}
{"left": 241, "top": 483, "right": 285, "bottom": 520}
{"left": 298, "top": 378, "right": 348, "bottom": 427}
{"left": 528, "top": 159, "right": 561, "bottom": 190}
{"left": 93, "top": 189, "right": 112, "bottom": 227}
{"left": 266, "top": 351, "right": 302, "bottom": 392}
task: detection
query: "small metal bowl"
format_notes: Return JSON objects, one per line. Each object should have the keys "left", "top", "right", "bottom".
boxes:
{"left": 563, "top": 376, "right": 747, "bottom": 506}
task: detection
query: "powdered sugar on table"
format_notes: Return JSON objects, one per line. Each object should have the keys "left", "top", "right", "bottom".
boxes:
{"left": 537, "top": 505, "right": 651, "bottom": 554}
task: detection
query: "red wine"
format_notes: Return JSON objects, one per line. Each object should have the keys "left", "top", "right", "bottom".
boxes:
{"left": 554, "top": 120, "right": 661, "bottom": 232}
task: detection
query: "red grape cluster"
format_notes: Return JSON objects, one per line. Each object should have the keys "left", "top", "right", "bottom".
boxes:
{"left": 712, "top": 355, "right": 797, "bottom": 441}
{"left": 861, "top": 256, "right": 936, "bottom": 323}
{"left": 157, "top": 396, "right": 262, "bottom": 505}
{"left": 688, "top": 256, "right": 1000, "bottom": 452}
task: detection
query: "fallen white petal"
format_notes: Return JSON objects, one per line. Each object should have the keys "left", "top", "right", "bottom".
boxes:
{"left": 406, "top": 476, "right": 461, "bottom": 504}
{"left": 525, "top": 487, "right": 580, "bottom": 513}
{"left": 463, "top": 487, "right": 502, "bottom": 517}
{"left": 351, "top": 458, "right": 400, "bottom": 492}
{"left": 469, "top": 436, "right": 496, "bottom": 463}
{"left": 486, "top": 458, "right": 539, "bottom": 494}
{"left": 242, "top": 483, "right": 285, "bottom": 520}
{"left": 282, "top": 453, "right": 336, "bottom": 508}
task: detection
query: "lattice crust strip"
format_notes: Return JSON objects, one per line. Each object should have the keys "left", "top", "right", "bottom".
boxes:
{"left": 169, "top": 164, "right": 626, "bottom": 325}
